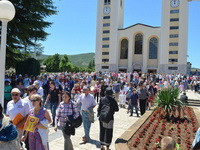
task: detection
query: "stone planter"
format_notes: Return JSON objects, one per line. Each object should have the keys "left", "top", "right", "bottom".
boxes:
{"left": 115, "top": 107, "right": 200, "bottom": 150}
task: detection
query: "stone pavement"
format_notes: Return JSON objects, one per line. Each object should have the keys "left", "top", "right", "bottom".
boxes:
{"left": 186, "top": 90, "right": 200, "bottom": 100}
{"left": 48, "top": 90, "right": 200, "bottom": 150}
{"left": 48, "top": 105, "right": 140, "bottom": 150}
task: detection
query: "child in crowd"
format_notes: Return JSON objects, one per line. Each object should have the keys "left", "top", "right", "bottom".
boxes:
{"left": 129, "top": 89, "right": 139, "bottom": 117}
{"left": 119, "top": 92, "right": 126, "bottom": 108}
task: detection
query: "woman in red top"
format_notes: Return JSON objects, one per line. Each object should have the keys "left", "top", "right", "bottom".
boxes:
{"left": 72, "top": 84, "right": 81, "bottom": 94}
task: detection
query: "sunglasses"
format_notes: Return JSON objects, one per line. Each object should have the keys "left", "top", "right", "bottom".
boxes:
{"left": 31, "top": 99, "right": 40, "bottom": 102}
{"left": 12, "top": 94, "right": 19, "bottom": 96}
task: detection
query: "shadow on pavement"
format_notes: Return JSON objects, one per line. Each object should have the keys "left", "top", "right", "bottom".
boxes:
{"left": 80, "top": 139, "right": 101, "bottom": 148}
{"left": 115, "top": 138, "right": 127, "bottom": 144}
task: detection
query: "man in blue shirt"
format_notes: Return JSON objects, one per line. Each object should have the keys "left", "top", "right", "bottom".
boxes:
{"left": 130, "top": 89, "right": 139, "bottom": 117}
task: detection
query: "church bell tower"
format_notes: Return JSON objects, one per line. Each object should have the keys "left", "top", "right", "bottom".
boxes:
{"left": 159, "top": 0, "right": 189, "bottom": 74}
{"left": 95, "top": 0, "right": 124, "bottom": 72}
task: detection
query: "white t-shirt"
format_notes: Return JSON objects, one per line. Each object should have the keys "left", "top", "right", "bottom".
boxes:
{"left": 37, "top": 87, "right": 44, "bottom": 97}
{"left": 77, "top": 93, "right": 96, "bottom": 110}
{"left": 6, "top": 98, "right": 30, "bottom": 120}
{"left": 23, "top": 96, "right": 34, "bottom": 110}
{"left": 119, "top": 94, "right": 126, "bottom": 104}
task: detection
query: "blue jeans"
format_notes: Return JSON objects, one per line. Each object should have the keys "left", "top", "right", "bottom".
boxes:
{"left": 82, "top": 111, "right": 91, "bottom": 140}
{"left": 50, "top": 102, "right": 58, "bottom": 125}
{"left": 130, "top": 104, "right": 139, "bottom": 116}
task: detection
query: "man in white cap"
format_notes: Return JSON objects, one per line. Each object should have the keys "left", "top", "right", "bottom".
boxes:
{"left": 6, "top": 88, "right": 30, "bottom": 149}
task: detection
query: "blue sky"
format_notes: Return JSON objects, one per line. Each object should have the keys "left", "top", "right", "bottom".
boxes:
{"left": 42, "top": 0, "right": 200, "bottom": 68}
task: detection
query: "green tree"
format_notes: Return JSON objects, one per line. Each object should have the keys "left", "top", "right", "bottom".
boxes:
{"left": 5, "top": 0, "right": 57, "bottom": 68}
{"left": 43, "top": 56, "right": 54, "bottom": 72}
{"left": 44, "top": 54, "right": 60, "bottom": 72}
{"left": 66, "top": 62, "right": 75, "bottom": 72}
{"left": 88, "top": 59, "right": 95, "bottom": 70}
{"left": 59, "top": 55, "right": 69, "bottom": 71}
{"left": 6, "top": 48, "right": 25, "bottom": 69}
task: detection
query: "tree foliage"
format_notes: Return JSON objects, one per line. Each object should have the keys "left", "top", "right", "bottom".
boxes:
{"left": 5, "top": 0, "right": 57, "bottom": 68}
{"left": 16, "top": 58, "right": 40, "bottom": 76}
{"left": 59, "top": 55, "right": 69, "bottom": 71}
{"left": 88, "top": 59, "right": 95, "bottom": 70}
{"left": 44, "top": 54, "right": 93, "bottom": 72}
{"left": 44, "top": 53, "right": 60, "bottom": 72}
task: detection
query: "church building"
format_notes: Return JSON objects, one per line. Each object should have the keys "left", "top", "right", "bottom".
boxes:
{"left": 95, "top": 0, "right": 193, "bottom": 74}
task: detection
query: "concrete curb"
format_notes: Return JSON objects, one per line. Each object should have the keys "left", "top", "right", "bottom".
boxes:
{"left": 192, "top": 107, "right": 200, "bottom": 126}
{"left": 115, "top": 110, "right": 153, "bottom": 150}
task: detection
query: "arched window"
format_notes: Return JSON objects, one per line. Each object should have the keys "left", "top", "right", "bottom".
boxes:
{"left": 120, "top": 39, "right": 128, "bottom": 59}
{"left": 149, "top": 37, "right": 158, "bottom": 59}
{"left": 134, "top": 33, "right": 143, "bottom": 54}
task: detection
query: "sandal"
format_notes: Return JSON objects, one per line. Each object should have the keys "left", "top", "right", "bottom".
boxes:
{"left": 82, "top": 137, "right": 88, "bottom": 143}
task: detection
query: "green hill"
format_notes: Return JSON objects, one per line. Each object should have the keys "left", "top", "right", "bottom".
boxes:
{"left": 37, "top": 53, "right": 95, "bottom": 68}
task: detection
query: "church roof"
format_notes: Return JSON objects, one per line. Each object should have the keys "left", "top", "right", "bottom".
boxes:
{"left": 119, "top": 23, "right": 160, "bottom": 30}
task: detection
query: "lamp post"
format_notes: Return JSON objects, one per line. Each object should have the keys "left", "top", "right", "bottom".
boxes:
{"left": 0, "top": 0, "right": 15, "bottom": 107}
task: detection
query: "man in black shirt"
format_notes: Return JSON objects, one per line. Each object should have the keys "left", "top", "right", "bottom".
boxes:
{"left": 45, "top": 81, "right": 61, "bottom": 126}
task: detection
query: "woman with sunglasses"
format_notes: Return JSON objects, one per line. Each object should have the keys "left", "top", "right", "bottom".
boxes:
{"left": 22, "top": 94, "right": 51, "bottom": 150}
{"left": 54, "top": 91, "right": 79, "bottom": 150}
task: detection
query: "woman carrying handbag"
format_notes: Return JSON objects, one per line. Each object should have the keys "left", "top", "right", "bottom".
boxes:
{"left": 55, "top": 91, "right": 80, "bottom": 150}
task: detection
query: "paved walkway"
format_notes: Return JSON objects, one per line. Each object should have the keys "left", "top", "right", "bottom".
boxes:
{"left": 186, "top": 90, "right": 200, "bottom": 100}
{"left": 48, "top": 106, "right": 140, "bottom": 150}
{"left": 48, "top": 90, "right": 200, "bottom": 150}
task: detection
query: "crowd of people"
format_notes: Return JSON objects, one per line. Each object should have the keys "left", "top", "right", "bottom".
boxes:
{"left": 1, "top": 71, "right": 200, "bottom": 150}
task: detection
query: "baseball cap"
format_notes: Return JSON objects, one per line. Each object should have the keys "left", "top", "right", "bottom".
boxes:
{"left": 5, "top": 79, "right": 11, "bottom": 83}
{"left": 11, "top": 88, "right": 20, "bottom": 94}
{"left": 33, "top": 81, "right": 39, "bottom": 85}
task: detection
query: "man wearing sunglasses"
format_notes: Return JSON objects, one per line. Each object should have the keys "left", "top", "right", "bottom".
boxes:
{"left": 6, "top": 88, "right": 30, "bottom": 149}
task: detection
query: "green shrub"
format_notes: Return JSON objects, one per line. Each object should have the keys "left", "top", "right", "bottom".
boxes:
{"left": 154, "top": 87, "right": 183, "bottom": 120}
{"left": 16, "top": 58, "right": 40, "bottom": 76}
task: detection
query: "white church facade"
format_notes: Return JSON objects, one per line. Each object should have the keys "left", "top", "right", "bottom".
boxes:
{"left": 95, "top": 0, "right": 193, "bottom": 74}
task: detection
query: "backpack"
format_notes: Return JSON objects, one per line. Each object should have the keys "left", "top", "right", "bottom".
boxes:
{"left": 99, "top": 98, "right": 112, "bottom": 123}
{"left": 0, "top": 121, "right": 18, "bottom": 142}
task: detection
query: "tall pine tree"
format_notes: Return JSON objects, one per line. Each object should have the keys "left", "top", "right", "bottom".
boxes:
{"left": 5, "top": 0, "right": 57, "bottom": 68}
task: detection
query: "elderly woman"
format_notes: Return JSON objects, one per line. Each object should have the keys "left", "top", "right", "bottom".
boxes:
{"left": 54, "top": 91, "right": 79, "bottom": 150}
{"left": 23, "top": 94, "right": 51, "bottom": 150}
{"left": 0, "top": 103, "right": 19, "bottom": 150}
